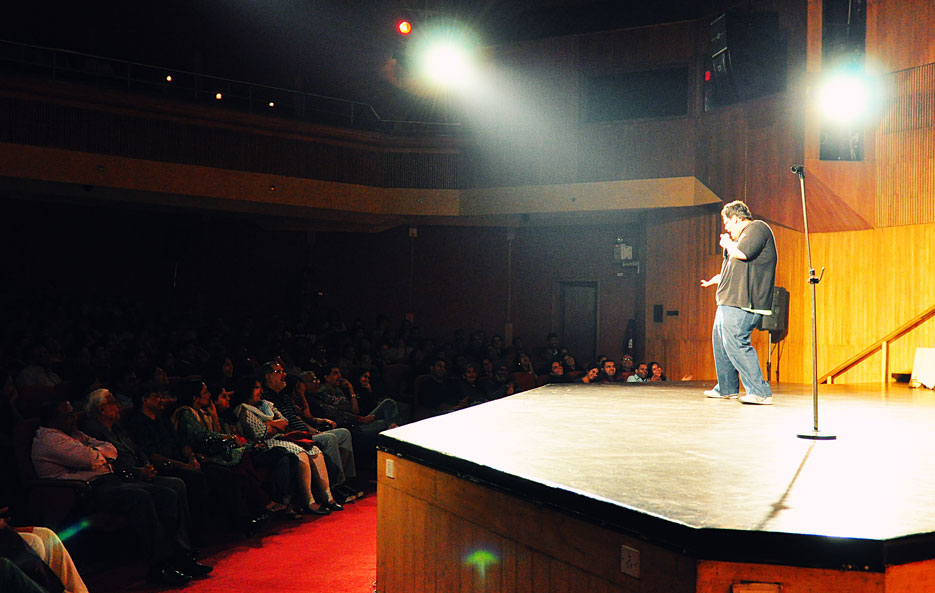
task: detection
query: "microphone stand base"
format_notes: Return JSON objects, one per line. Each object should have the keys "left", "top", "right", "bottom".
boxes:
{"left": 797, "top": 430, "right": 837, "bottom": 440}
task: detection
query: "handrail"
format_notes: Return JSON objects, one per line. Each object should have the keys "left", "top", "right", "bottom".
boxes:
{"left": 821, "top": 304, "right": 935, "bottom": 383}
{"left": 0, "top": 39, "right": 462, "bottom": 136}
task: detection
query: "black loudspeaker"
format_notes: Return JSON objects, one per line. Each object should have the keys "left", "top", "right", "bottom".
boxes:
{"left": 705, "top": 10, "right": 787, "bottom": 110}
{"left": 709, "top": 14, "right": 737, "bottom": 101}
{"left": 758, "top": 286, "right": 789, "bottom": 342}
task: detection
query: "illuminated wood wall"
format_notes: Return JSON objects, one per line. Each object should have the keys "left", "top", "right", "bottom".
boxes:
{"left": 643, "top": 210, "right": 935, "bottom": 386}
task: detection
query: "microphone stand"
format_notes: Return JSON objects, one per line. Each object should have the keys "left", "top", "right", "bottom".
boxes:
{"left": 791, "top": 165, "right": 835, "bottom": 440}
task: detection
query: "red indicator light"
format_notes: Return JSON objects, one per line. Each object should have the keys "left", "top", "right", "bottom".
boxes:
{"left": 705, "top": 70, "right": 712, "bottom": 82}
{"left": 397, "top": 20, "right": 412, "bottom": 35}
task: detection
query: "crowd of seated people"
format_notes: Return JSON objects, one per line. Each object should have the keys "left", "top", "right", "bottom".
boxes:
{"left": 0, "top": 294, "right": 689, "bottom": 590}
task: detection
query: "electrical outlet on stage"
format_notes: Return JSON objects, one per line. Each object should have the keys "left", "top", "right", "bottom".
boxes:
{"left": 620, "top": 544, "right": 640, "bottom": 578}
{"left": 385, "top": 458, "right": 395, "bottom": 479}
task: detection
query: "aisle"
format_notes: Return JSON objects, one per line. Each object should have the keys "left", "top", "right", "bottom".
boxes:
{"left": 88, "top": 494, "right": 377, "bottom": 593}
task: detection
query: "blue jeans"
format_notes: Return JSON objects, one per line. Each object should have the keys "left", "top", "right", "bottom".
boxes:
{"left": 712, "top": 306, "right": 772, "bottom": 397}
{"left": 312, "top": 427, "right": 356, "bottom": 485}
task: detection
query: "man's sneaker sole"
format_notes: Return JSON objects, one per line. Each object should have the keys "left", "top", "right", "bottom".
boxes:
{"left": 738, "top": 394, "right": 773, "bottom": 405}
{"left": 704, "top": 389, "right": 738, "bottom": 399}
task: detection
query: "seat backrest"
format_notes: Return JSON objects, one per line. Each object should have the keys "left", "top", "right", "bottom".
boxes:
{"left": 12, "top": 418, "right": 41, "bottom": 483}
{"left": 412, "top": 374, "right": 432, "bottom": 404}
{"left": 509, "top": 372, "right": 537, "bottom": 393}
{"left": 382, "top": 364, "right": 412, "bottom": 396}
{"left": 15, "top": 385, "right": 66, "bottom": 419}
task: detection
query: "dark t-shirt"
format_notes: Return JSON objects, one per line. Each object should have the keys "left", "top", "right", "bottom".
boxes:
{"left": 716, "top": 220, "right": 777, "bottom": 312}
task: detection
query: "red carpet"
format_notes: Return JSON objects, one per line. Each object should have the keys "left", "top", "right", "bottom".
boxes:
{"left": 88, "top": 494, "right": 377, "bottom": 593}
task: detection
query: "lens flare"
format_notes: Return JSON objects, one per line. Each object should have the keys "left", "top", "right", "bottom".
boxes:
{"left": 464, "top": 549, "right": 499, "bottom": 578}
{"left": 58, "top": 518, "right": 91, "bottom": 542}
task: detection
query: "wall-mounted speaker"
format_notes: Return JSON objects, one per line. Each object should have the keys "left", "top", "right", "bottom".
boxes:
{"left": 705, "top": 10, "right": 787, "bottom": 110}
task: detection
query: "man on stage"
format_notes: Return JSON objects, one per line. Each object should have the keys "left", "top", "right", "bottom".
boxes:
{"left": 700, "top": 200, "right": 777, "bottom": 405}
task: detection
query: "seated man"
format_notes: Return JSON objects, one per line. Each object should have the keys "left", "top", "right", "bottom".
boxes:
{"left": 627, "top": 363, "right": 650, "bottom": 383}
{"left": 415, "top": 358, "right": 462, "bottom": 416}
{"left": 598, "top": 359, "right": 620, "bottom": 383}
{"left": 316, "top": 366, "right": 403, "bottom": 432}
{"left": 124, "top": 383, "right": 212, "bottom": 537}
{"left": 31, "top": 401, "right": 211, "bottom": 587}
{"left": 617, "top": 354, "right": 636, "bottom": 381}
{"left": 261, "top": 362, "right": 361, "bottom": 503}
{"left": 81, "top": 389, "right": 211, "bottom": 536}
{"left": 477, "top": 363, "right": 514, "bottom": 400}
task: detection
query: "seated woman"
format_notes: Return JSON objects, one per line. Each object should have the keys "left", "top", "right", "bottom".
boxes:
{"left": 576, "top": 364, "right": 601, "bottom": 384}
{"left": 231, "top": 376, "right": 339, "bottom": 516}
{"left": 170, "top": 380, "right": 285, "bottom": 533}
{"left": 351, "top": 368, "right": 411, "bottom": 423}
{"left": 648, "top": 362, "right": 668, "bottom": 382}
{"left": 208, "top": 382, "right": 297, "bottom": 518}
{"left": 540, "top": 360, "right": 570, "bottom": 385}
{"left": 561, "top": 354, "right": 583, "bottom": 380}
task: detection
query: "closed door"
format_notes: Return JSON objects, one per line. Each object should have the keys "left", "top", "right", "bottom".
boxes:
{"left": 559, "top": 281, "right": 597, "bottom": 365}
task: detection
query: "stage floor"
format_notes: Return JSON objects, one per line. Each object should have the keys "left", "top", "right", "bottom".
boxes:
{"left": 378, "top": 381, "right": 935, "bottom": 571}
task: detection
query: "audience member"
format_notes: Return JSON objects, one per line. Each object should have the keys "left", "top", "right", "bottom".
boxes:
{"left": 170, "top": 381, "right": 276, "bottom": 536}
{"left": 618, "top": 354, "right": 635, "bottom": 380}
{"left": 598, "top": 359, "right": 621, "bottom": 383}
{"left": 477, "top": 363, "right": 514, "bottom": 400}
{"left": 124, "top": 383, "right": 213, "bottom": 537}
{"left": 627, "top": 363, "right": 650, "bottom": 382}
{"left": 231, "top": 376, "right": 336, "bottom": 515}
{"left": 648, "top": 362, "right": 668, "bottom": 382}
{"left": 577, "top": 364, "right": 600, "bottom": 384}
{"left": 541, "top": 360, "right": 569, "bottom": 385}
{"left": 260, "top": 362, "right": 360, "bottom": 504}
{"left": 1, "top": 511, "right": 88, "bottom": 593}
{"left": 32, "top": 401, "right": 210, "bottom": 587}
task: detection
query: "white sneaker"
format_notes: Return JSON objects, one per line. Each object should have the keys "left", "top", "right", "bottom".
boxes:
{"left": 704, "top": 389, "right": 738, "bottom": 399}
{"left": 738, "top": 394, "right": 773, "bottom": 405}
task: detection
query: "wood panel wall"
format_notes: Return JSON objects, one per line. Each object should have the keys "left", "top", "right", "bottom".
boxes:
{"left": 378, "top": 452, "right": 933, "bottom": 593}
{"left": 810, "top": 223, "right": 935, "bottom": 383}
{"left": 875, "top": 63, "right": 935, "bottom": 227}
{"left": 867, "top": 0, "right": 935, "bottom": 74}
{"left": 643, "top": 208, "right": 935, "bottom": 386}
{"left": 377, "top": 452, "right": 696, "bottom": 593}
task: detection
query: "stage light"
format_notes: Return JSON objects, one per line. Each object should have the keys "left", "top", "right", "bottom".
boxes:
{"left": 215, "top": 92, "right": 223, "bottom": 100}
{"left": 268, "top": 101, "right": 275, "bottom": 107}
{"left": 397, "top": 20, "right": 412, "bottom": 35}
{"left": 165, "top": 75, "right": 173, "bottom": 82}
{"left": 818, "top": 70, "right": 873, "bottom": 125}
{"left": 412, "top": 30, "right": 478, "bottom": 89}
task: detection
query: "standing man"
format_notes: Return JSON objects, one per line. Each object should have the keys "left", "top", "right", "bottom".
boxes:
{"left": 700, "top": 201, "right": 777, "bottom": 405}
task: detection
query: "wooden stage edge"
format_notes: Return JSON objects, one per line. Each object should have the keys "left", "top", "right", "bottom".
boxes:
{"left": 376, "top": 381, "right": 935, "bottom": 593}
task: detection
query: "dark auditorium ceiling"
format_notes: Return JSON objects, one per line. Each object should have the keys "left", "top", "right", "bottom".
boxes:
{"left": 1, "top": 1, "right": 718, "bottom": 231}
{"left": 4, "top": 1, "right": 709, "bottom": 119}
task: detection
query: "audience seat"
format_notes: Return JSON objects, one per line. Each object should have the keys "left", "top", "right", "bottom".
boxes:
{"left": 381, "top": 364, "right": 411, "bottom": 396}
{"left": 15, "top": 384, "right": 70, "bottom": 420}
{"left": 509, "top": 372, "right": 537, "bottom": 393}
{"left": 411, "top": 374, "right": 436, "bottom": 421}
